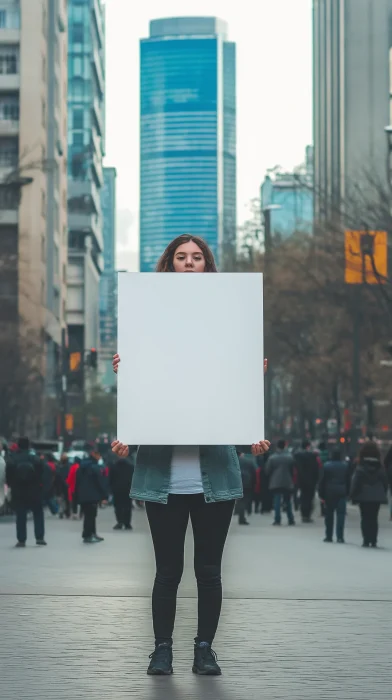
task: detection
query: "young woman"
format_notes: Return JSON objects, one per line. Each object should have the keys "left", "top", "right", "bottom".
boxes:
{"left": 111, "top": 234, "right": 270, "bottom": 676}
{"left": 350, "top": 441, "right": 388, "bottom": 548}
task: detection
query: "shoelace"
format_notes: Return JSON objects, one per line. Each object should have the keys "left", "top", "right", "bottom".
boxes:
{"left": 197, "top": 645, "right": 219, "bottom": 662}
{"left": 149, "top": 644, "right": 171, "bottom": 661}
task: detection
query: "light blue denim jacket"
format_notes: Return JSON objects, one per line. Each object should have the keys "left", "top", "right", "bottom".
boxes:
{"left": 129, "top": 445, "right": 251, "bottom": 504}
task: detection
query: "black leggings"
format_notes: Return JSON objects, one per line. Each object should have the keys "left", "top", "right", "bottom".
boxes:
{"left": 359, "top": 502, "right": 380, "bottom": 545}
{"left": 146, "top": 494, "right": 235, "bottom": 646}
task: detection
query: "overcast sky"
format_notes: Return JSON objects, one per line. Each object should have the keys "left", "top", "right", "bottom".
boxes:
{"left": 104, "top": 0, "right": 313, "bottom": 266}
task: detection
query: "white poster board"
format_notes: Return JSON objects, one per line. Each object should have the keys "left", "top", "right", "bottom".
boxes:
{"left": 117, "top": 273, "right": 264, "bottom": 445}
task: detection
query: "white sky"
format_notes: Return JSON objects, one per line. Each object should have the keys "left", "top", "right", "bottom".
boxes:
{"left": 105, "top": 0, "right": 313, "bottom": 263}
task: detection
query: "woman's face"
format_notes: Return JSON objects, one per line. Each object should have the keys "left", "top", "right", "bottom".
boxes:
{"left": 172, "top": 241, "right": 206, "bottom": 273}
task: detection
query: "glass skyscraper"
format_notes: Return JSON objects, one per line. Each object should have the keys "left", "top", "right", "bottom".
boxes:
{"left": 139, "top": 17, "right": 236, "bottom": 271}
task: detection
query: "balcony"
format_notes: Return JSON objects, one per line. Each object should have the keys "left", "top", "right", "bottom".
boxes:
{"left": 0, "top": 74, "right": 19, "bottom": 91}
{"left": 91, "top": 96, "right": 104, "bottom": 137}
{"left": 69, "top": 210, "right": 103, "bottom": 253}
{"left": 68, "top": 179, "right": 101, "bottom": 217}
{"left": 0, "top": 100, "right": 19, "bottom": 136}
{"left": 0, "top": 10, "right": 20, "bottom": 43}
{"left": 0, "top": 183, "right": 19, "bottom": 225}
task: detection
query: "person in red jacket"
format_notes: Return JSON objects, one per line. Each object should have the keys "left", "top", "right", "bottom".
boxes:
{"left": 66, "top": 458, "right": 81, "bottom": 519}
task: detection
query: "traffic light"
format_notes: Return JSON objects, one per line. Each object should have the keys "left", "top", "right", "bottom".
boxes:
{"left": 89, "top": 348, "right": 98, "bottom": 369}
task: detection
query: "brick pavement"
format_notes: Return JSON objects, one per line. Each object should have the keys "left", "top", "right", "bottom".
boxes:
{"left": 0, "top": 505, "right": 391, "bottom": 699}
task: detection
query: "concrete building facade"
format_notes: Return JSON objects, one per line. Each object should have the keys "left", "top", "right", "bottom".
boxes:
{"left": 99, "top": 166, "right": 116, "bottom": 389}
{"left": 66, "top": 0, "right": 105, "bottom": 402}
{"left": 139, "top": 17, "right": 236, "bottom": 271}
{"left": 261, "top": 148, "right": 314, "bottom": 240}
{"left": 313, "top": 0, "right": 392, "bottom": 219}
{"left": 0, "top": 0, "right": 68, "bottom": 437}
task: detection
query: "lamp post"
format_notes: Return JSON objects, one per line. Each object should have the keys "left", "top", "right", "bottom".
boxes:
{"left": 263, "top": 204, "right": 281, "bottom": 439}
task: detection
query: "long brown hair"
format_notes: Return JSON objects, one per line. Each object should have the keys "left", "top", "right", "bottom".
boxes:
{"left": 156, "top": 235, "right": 218, "bottom": 272}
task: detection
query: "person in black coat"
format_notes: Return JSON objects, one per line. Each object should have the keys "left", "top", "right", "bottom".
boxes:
{"left": 236, "top": 453, "right": 256, "bottom": 525}
{"left": 384, "top": 446, "right": 392, "bottom": 521}
{"left": 110, "top": 456, "right": 134, "bottom": 530}
{"left": 5, "top": 437, "right": 46, "bottom": 547}
{"left": 75, "top": 450, "right": 108, "bottom": 543}
{"left": 318, "top": 448, "right": 351, "bottom": 543}
{"left": 294, "top": 441, "right": 320, "bottom": 523}
{"left": 350, "top": 441, "right": 388, "bottom": 548}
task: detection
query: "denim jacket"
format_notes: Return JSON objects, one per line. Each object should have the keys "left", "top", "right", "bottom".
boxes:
{"left": 128, "top": 445, "right": 251, "bottom": 504}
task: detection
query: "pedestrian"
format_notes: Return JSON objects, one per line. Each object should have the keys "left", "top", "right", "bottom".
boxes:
{"left": 258, "top": 452, "right": 273, "bottom": 513}
{"left": 5, "top": 437, "right": 47, "bottom": 547}
{"left": 350, "top": 441, "right": 388, "bottom": 548}
{"left": 237, "top": 452, "right": 256, "bottom": 525}
{"left": 110, "top": 455, "right": 134, "bottom": 530}
{"left": 317, "top": 441, "right": 330, "bottom": 516}
{"left": 75, "top": 448, "right": 108, "bottom": 543}
{"left": 58, "top": 453, "right": 71, "bottom": 518}
{"left": 253, "top": 460, "right": 262, "bottom": 513}
{"left": 295, "top": 441, "right": 320, "bottom": 523}
{"left": 318, "top": 448, "right": 351, "bottom": 543}
{"left": 0, "top": 444, "right": 6, "bottom": 514}
{"left": 42, "top": 453, "right": 59, "bottom": 515}
{"left": 66, "top": 457, "right": 81, "bottom": 519}
{"left": 384, "top": 445, "right": 392, "bottom": 521}
{"left": 265, "top": 439, "right": 295, "bottom": 526}
{"left": 110, "top": 234, "right": 270, "bottom": 677}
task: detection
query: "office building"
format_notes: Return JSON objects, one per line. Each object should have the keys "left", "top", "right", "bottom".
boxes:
{"left": 261, "top": 147, "right": 314, "bottom": 240}
{"left": 313, "top": 0, "right": 392, "bottom": 219}
{"left": 0, "top": 0, "right": 68, "bottom": 437}
{"left": 140, "top": 17, "right": 236, "bottom": 271}
{"left": 66, "top": 0, "right": 105, "bottom": 402}
{"left": 99, "top": 166, "right": 116, "bottom": 389}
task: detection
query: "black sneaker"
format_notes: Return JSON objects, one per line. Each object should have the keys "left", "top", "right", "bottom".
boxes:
{"left": 83, "top": 536, "right": 96, "bottom": 544}
{"left": 337, "top": 538, "right": 345, "bottom": 544}
{"left": 36, "top": 540, "right": 47, "bottom": 546}
{"left": 113, "top": 523, "right": 123, "bottom": 530}
{"left": 147, "top": 643, "right": 173, "bottom": 675}
{"left": 124, "top": 525, "right": 133, "bottom": 530}
{"left": 15, "top": 542, "right": 26, "bottom": 548}
{"left": 324, "top": 538, "right": 333, "bottom": 543}
{"left": 193, "top": 643, "right": 222, "bottom": 676}
{"left": 93, "top": 535, "right": 104, "bottom": 542}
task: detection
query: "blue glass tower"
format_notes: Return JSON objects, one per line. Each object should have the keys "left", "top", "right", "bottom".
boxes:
{"left": 140, "top": 17, "right": 236, "bottom": 271}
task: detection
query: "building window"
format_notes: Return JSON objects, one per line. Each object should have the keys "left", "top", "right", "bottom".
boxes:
{"left": 0, "top": 46, "right": 19, "bottom": 75}
{"left": 0, "top": 9, "right": 20, "bottom": 29}
{"left": 0, "top": 185, "right": 19, "bottom": 210}
{"left": 73, "top": 132, "right": 84, "bottom": 146}
{"left": 0, "top": 97, "right": 19, "bottom": 122}
{"left": 73, "top": 56, "right": 83, "bottom": 76}
{"left": 0, "top": 137, "right": 18, "bottom": 166}
{"left": 72, "top": 23, "right": 84, "bottom": 44}
{"left": 73, "top": 108, "right": 84, "bottom": 129}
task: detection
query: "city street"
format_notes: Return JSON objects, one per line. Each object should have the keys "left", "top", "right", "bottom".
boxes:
{"left": 1, "top": 504, "right": 391, "bottom": 699}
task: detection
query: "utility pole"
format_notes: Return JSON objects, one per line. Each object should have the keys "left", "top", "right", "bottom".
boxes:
{"left": 351, "top": 286, "right": 362, "bottom": 455}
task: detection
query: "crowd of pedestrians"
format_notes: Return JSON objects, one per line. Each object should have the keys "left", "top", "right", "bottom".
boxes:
{"left": 2, "top": 435, "right": 392, "bottom": 552}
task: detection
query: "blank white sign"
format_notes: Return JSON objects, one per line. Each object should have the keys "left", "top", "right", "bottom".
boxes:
{"left": 117, "top": 272, "right": 264, "bottom": 445}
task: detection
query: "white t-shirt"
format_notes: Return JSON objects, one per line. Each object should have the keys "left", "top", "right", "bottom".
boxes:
{"left": 169, "top": 446, "right": 204, "bottom": 495}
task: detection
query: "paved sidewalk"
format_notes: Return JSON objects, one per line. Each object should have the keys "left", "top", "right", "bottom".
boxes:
{"left": 1, "top": 505, "right": 391, "bottom": 699}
